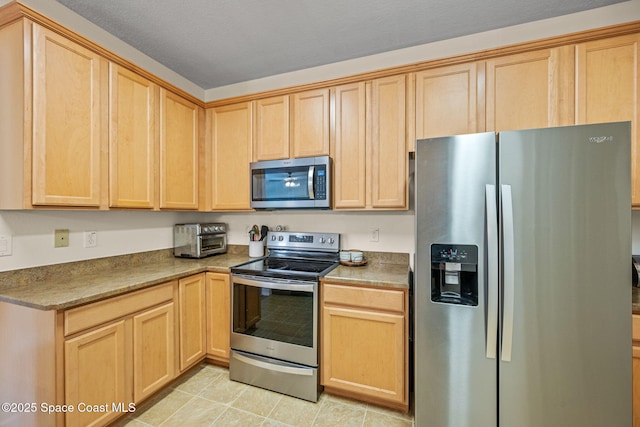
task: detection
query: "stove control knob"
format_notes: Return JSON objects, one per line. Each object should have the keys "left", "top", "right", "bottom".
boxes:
{"left": 328, "top": 237, "right": 335, "bottom": 244}
{"left": 271, "top": 235, "right": 276, "bottom": 241}
{"left": 319, "top": 237, "right": 326, "bottom": 244}
{"left": 278, "top": 235, "right": 284, "bottom": 241}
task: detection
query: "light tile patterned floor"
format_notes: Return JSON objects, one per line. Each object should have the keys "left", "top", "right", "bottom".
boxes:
{"left": 114, "top": 362, "right": 414, "bottom": 427}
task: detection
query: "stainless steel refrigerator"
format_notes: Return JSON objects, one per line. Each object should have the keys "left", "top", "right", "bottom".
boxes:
{"left": 414, "top": 122, "right": 631, "bottom": 427}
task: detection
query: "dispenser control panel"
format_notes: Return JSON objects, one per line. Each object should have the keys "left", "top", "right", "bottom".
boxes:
{"left": 430, "top": 244, "right": 478, "bottom": 306}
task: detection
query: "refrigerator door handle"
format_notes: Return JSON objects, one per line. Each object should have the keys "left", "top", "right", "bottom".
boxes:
{"left": 485, "top": 184, "right": 498, "bottom": 359}
{"left": 501, "top": 184, "right": 515, "bottom": 362}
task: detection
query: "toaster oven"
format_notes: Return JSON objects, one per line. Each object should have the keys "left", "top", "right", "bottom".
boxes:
{"left": 174, "top": 223, "right": 227, "bottom": 258}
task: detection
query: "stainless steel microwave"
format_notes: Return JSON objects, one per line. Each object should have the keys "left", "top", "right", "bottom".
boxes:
{"left": 250, "top": 156, "right": 332, "bottom": 209}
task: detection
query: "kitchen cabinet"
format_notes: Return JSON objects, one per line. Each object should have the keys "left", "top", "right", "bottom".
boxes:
{"left": 254, "top": 95, "right": 290, "bottom": 161}
{"left": 291, "top": 88, "right": 331, "bottom": 158}
{"left": 109, "top": 64, "right": 158, "bottom": 209}
{"left": 633, "top": 314, "right": 640, "bottom": 427}
{"left": 0, "top": 19, "right": 108, "bottom": 209}
{"left": 206, "top": 272, "right": 231, "bottom": 365}
{"left": 321, "top": 281, "right": 409, "bottom": 412}
{"left": 485, "top": 47, "right": 574, "bottom": 132}
{"left": 159, "top": 88, "right": 201, "bottom": 210}
{"left": 65, "top": 320, "right": 128, "bottom": 427}
{"left": 133, "top": 302, "right": 175, "bottom": 401}
{"left": 206, "top": 102, "right": 253, "bottom": 210}
{"left": 575, "top": 34, "right": 640, "bottom": 207}
{"left": 332, "top": 82, "right": 367, "bottom": 209}
{"left": 414, "top": 62, "right": 479, "bottom": 149}
{"left": 369, "top": 75, "right": 408, "bottom": 208}
{"left": 64, "top": 281, "right": 176, "bottom": 426}
{"left": 178, "top": 274, "right": 206, "bottom": 371}
{"left": 332, "top": 77, "right": 408, "bottom": 210}
{"left": 252, "top": 89, "right": 330, "bottom": 162}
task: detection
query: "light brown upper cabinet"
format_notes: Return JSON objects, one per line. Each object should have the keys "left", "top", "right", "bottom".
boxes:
{"left": 207, "top": 102, "right": 253, "bottom": 210}
{"left": 414, "top": 63, "right": 479, "bottom": 149}
{"left": 291, "top": 88, "right": 331, "bottom": 158}
{"left": 575, "top": 34, "right": 640, "bottom": 207}
{"left": 369, "top": 75, "right": 408, "bottom": 209}
{"left": 0, "top": 20, "right": 108, "bottom": 209}
{"left": 332, "top": 76, "right": 408, "bottom": 210}
{"left": 485, "top": 47, "right": 574, "bottom": 132}
{"left": 109, "top": 64, "right": 159, "bottom": 209}
{"left": 254, "top": 95, "right": 290, "bottom": 161}
{"left": 332, "top": 82, "right": 367, "bottom": 209}
{"left": 159, "top": 88, "right": 201, "bottom": 210}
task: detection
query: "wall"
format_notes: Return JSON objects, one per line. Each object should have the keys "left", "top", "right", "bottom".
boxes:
{"left": 0, "top": 0, "right": 639, "bottom": 271}
{"left": 0, "top": 210, "right": 414, "bottom": 271}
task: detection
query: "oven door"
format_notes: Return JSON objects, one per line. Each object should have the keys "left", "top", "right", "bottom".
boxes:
{"left": 230, "top": 274, "right": 318, "bottom": 367}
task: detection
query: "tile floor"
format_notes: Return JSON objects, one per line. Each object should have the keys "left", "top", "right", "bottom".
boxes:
{"left": 113, "top": 362, "right": 414, "bottom": 427}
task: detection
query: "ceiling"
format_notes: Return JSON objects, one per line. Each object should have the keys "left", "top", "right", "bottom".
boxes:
{"left": 55, "top": 0, "right": 625, "bottom": 90}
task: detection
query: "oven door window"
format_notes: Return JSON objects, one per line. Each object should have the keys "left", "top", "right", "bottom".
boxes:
{"left": 233, "top": 282, "right": 314, "bottom": 348}
{"left": 252, "top": 166, "right": 312, "bottom": 201}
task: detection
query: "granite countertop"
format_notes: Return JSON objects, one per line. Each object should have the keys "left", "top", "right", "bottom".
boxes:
{"left": 0, "top": 248, "right": 411, "bottom": 311}
{"left": 0, "top": 249, "right": 252, "bottom": 311}
{"left": 324, "top": 263, "right": 411, "bottom": 290}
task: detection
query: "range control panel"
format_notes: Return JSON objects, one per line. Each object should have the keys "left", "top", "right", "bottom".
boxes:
{"left": 267, "top": 231, "right": 340, "bottom": 252}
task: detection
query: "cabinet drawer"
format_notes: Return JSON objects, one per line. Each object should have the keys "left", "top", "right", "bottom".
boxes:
{"left": 322, "top": 283, "right": 405, "bottom": 313}
{"left": 64, "top": 281, "right": 176, "bottom": 336}
{"left": 633, "top": 314, "right": 640, "bottom": 341}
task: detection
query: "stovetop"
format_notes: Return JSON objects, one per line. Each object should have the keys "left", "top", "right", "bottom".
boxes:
{"left": 231, "top": 231, "right": 340, "bottom": 281}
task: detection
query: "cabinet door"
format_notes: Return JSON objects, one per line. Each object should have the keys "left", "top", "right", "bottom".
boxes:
{"left": 206, "top": 272, "right": 230, "bottom": 363}
{"left": 178, "top": 274, "right": 206, "bottom": 371}
{"left": 160, "top": 88, "right": 199, "bottom": 209}
{"left": 415, "top": 62, "right": 478, "bottom": 146}
{"left": 109, "top": 64, "right": 158, "bottom": 208}
{"left": 332, "top": 83, "right": 367, "bottom": 209}
{"left": 576, "top": 35, "right": 640, "bottom": 207}
{"left": 133, "top": 302, "right": 176, "bottom": 401}
{"left": 208, "top": 102, "right": 253, "bottom": 210}
{"left": 291, "top": 88, "right": 330, "bottom": 158}
{"left": 322, "top": 305, "right": 405, "bottom": 406}
{"left": 254, "top": 95, "right": 289, "bottom": 161}
{"left": 634, "top": 345, "right": 640, "bottom": 427}
{"left": 370, "top": 75, "right": 407, "bottom": 209}
{"left": 65, "top": 320, "right": 129, "bottom": 427}
{"left": 32, "top": 25, "right": 105, "bottom": 207}
{"left": 486, "top": 47, "right": 573, "bottom": 132}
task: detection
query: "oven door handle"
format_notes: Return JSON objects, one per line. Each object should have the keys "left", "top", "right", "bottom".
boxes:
{"left": 232, "top": 275, "right": 315, "bottom": 293}
{"left": 232, "top": 352, "right": 314, "bottom": 376}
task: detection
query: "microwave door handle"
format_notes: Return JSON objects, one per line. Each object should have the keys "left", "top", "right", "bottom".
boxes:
{"left": 308, "top": 166, "right": 315, "bottom": 199}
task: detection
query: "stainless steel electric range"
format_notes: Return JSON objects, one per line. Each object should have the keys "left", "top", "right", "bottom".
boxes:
{"left": 229, "top": 231, "right": 340, "bottom": 402}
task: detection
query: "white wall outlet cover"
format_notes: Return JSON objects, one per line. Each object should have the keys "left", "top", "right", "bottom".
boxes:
{"left": 0, "top": 235, "right": 12, "bottom": 256}
{"left": 84, "top": 231, "right": 98, "bottom": 248}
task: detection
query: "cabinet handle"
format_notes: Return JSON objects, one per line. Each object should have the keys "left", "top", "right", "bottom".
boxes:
{"left": 232, "top": 351, "right": 313, "bottom": 376}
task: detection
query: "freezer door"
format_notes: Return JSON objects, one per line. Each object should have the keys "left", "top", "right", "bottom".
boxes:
{"left": 415, "top": 132, "right": 497, "bottom": 427}
{"left": 498, "top": 123, "right": 631, "bottom": 426}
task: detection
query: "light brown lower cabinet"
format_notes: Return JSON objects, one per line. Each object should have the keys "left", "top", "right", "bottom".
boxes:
{"left": 206, "top": 272, "right": 231, "bottom": 365}
{"left": 321, "top": 281, "right": 409, "bottom": 412}
{"left": 64, "top": 281, "right": 177, "bottom": 427}
{"left": 633, "top": 314, "right": 640, "bottom": 427}
{"left": 178, "top": 274, "right": 207, "bottom": 371}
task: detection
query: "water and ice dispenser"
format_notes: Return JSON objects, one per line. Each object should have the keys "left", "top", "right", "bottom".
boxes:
{"left": 431, "top": 244, "right": 478, "bottom": 306}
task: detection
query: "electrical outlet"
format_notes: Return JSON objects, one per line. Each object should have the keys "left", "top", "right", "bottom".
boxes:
{"left": 84, "top": 231, "right": 97, "bottom": 248}
{"left": 370, "top": 227, "right": 380, "bottom": 242}
{"left": 54, "top": 229, "right": 69, "bottom": 248}
{"left": 0, "top": 235, "right": 12, "bottom": 256}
